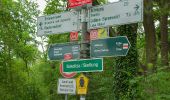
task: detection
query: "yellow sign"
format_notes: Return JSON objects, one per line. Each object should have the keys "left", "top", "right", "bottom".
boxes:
{"left": 98, "top": 28, "right": 108, "bottom": 38}
{"left": 76, "top": 74, "right": 89, "bottom": 95}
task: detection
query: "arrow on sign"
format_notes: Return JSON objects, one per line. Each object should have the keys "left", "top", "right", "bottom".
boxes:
{"left": 38, "top": 22, "right": 43, "bottom": 30}
{"left": 90, "top": 36, "right": 131, "bottom": 57}
{"left": 134, "top": 4, "right": 140, "bottom": 14}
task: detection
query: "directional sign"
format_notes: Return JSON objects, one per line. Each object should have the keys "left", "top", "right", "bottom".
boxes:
{"left": 37, "top": 11, "right": 79, "bottom": 36}
{"left": 62, "top": 58, "right": 103, "bottom": 73}
{"left": 57, "top": 78, "right": 76, "bottom": 94}
{"left": 48, "top": 43, "right": 80, "bottom": 60}
{"left": 88, "top": 0, "right": 143, "bottom": 29}
{"left": 91, "top": 36, "right": 131, "bottom": 57}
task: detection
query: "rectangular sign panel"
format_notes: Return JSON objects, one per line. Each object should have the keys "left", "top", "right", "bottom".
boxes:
{"left": 57, "top": 78, "right": 76, "bottom": 94}
{"left": 37, "top": 11, "right": 79, "bottom": 36}
{"left": 91, "top": 36, "right": 131, "bottom": 57}
{"left": 63, "top": 58, "right": 103, "bottom": 72}
{"left": 48, "top": 43, "right": 80, "bottom": 60}
{"left": 68, "top": 0, "right": 92, "bottom": 8}
{"left": 88, "top": 0, "right": 143, "bottom": 29}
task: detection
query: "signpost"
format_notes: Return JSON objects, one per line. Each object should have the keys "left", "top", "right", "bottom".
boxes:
{"left": 36, "top": 0, "right": 143, "bottom": 99}
{"left": 37, "top": 11, "right": 79, "bottom": 36}
{"left": 91, "top": 36, "right": 131, "bottom": 57}
{"left": 48, "top": 43, "right": 80, "bottom": 60}
{"left": 57, "top": 78, "right": 76, "bottom": 94}
{"left": 62, "top": 58, "right": 103, "bottom": 73}
{"left": 88, "top": 0, "right": 143, "bottom": 29}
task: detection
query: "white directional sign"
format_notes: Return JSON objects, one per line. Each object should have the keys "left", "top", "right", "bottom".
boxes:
{"left": 57, "top": 79, "right": 76, "bottom": 94}
{"left": 37, "top": 11, "right": 79, "bottom": 36}
{"left": 88, "top": 0, "right": 143, "bottom": 29}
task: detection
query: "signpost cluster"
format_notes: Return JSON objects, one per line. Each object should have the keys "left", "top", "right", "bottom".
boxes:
{"left": 37, "top": 0, "right": 143, "bottom": 99}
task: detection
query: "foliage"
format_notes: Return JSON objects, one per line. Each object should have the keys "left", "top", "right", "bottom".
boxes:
{"left": 137, "top": 70, "right": 170, "bottom": 100}
{"left": 114, "top": 24, "right": 139, "bottom": 100}
{"left": 87, "top": 57, "right": 115, "bottom": 100}
{"left": 0, "top": 0, "right": 41, "bottom": 99}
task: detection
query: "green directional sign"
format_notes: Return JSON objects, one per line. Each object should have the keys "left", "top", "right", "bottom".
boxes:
{"left": 48, "top": 43, "right": 80, "bottom": 60}
{"left": 63, "top": 58, "right": 103, "bottom": 73}
{"left": 91, "top": 36, "right": 131, "bottom": 57}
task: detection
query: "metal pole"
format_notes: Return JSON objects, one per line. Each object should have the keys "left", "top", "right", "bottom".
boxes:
{"left": 80, "top": 8, "right": 89, "bottom": 52}
{"left": 80, "top": 6, "right": 89, "bottom": 100}
{"left": 65, "top": 94, "right": 68, "bottom": 100}
{"left": 80, "top": 95, "right": 86, "bottom": 100}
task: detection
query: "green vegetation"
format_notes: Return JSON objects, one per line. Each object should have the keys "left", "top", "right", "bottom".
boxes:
{"left": 138, "top": 70, "right": 170, "bottom": 100}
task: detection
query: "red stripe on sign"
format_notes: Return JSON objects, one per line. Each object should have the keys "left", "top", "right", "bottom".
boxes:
{"left": 123, "top": 43, "right": 128, "bottom": 49}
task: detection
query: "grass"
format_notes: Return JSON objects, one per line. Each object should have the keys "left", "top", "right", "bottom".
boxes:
{"left": 138, "top": 69, "right": 170, "bottom": 100}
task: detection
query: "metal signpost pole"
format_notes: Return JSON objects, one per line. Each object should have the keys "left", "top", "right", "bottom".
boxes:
{"left": 80, "top": 5, "right": 89, "bottom": 100}
{"left": 65, "top": 94, "right": 68, "bottom": 100}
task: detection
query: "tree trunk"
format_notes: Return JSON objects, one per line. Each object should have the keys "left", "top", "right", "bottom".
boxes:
{"left": 158, "top": 0, "right": 169, "bottom": 67}
{"left": 160, "top": 14, "right": 169, "bottom": 66}
{"left": 114, "top": 24, "right": 138, "bottom": 100}
{"left": 143, "top": 0, "right": 157, "bottom": 70}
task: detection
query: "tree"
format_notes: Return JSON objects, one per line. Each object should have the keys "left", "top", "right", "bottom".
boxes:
{"left": 0, "top": 0, "right": 40, "bottom": 99}
{"left": 114, "top": 24, "right": 138, "bottom": 100}
{"left": 143, "top": 0, "right": 157, "bottom": 70}
{"left": 158, "top": 0, "right": 169, "bottom": 67}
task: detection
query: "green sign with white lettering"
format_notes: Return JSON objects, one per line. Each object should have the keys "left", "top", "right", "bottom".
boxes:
{"left": 91, "top": 36, "right": 131, "bottom": 57}
{"left": 63, "top": 58, "right": 103, "bottom": 73}
{"left": 48, "top": 43, "right": 80, "bottom": 60}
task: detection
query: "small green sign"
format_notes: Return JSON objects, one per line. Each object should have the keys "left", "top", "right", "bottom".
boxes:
{"left": 63, "top": 58, "right": 103, "bottom": 73}
{"left": 91, "top": 36, "right": 131, "bottom": 57}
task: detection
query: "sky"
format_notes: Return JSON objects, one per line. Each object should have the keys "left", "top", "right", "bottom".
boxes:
{"left": 35, "top": 0, "right": 119, "bottom": 13}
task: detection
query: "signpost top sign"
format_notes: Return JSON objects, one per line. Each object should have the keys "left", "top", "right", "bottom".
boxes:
{"left": 68, "top": 0, "right": 92, "bottom": 8}
{"left": 88, "top": 0, "right": 143, "bottom": 29}
{"left": 37, "top": 11, "right": 79, "bottom": 36}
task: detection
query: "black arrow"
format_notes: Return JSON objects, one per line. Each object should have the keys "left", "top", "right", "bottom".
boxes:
{"left": 134, "top": 4, "right": 140, "bottom": 14}
{"left": 134, "top": 4, "right": 139, "bottom": 11}
{"left": 39, "top": 22, "right": 43, "bottom": 30}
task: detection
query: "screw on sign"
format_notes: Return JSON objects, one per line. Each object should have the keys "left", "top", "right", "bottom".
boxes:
{"left": 60, "top": 53, "right": 76, "bottom": 78}
{"left": 70, "top": 32, "right": 78, "bottom": 41}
